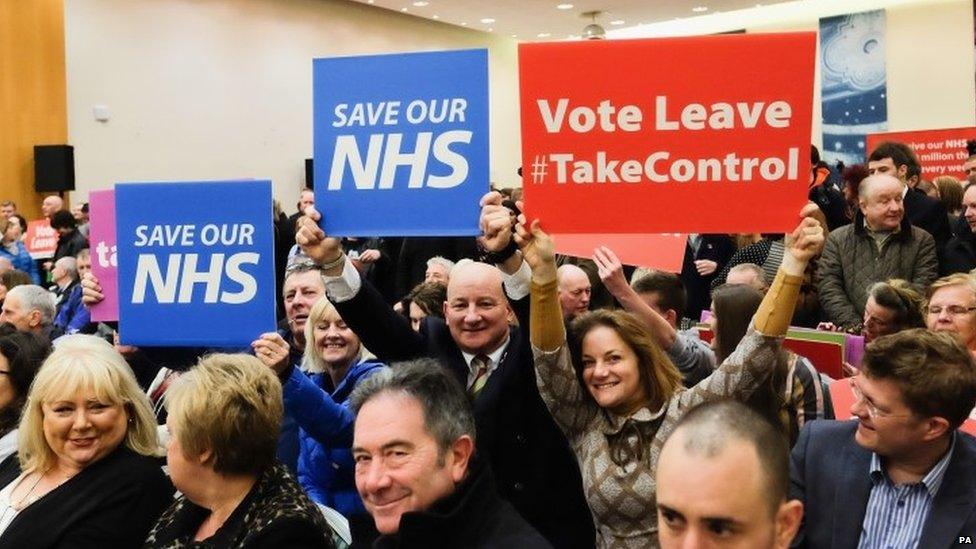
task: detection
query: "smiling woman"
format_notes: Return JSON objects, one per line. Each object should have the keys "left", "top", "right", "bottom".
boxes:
{"left": 0, "top": 334, "right": 173, "bottom": 548}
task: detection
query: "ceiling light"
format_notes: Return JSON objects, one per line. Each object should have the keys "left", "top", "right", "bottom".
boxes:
{"left": 412, "top": 1, "right": 428, "bottom": 6}
{"left": 557, "top": 3, "right": 574, "bottom": 9}
{"left": 432, "top": 14, "right": 439, "bottom": 19}
{"left": 480, "top": 17, "right": 495, "bottom": 23}
{"left": 610, "top": 19, "right": 625, "bottom": 25}
{"left": 401, "top": 7, "right": 408, "bottom": 12}
{"left": 692, "top": 6, "right": 709, "bottom": 12}
{"left": 461, "top": 21, "right": 467, "bottom": 25}
{"left": 487, "top": 27, "right": 493, "bottom": 31}
{"left": 581, "top": 10, "right": 605, "bottom": 40}
{"left": 537, "top": 32, "right": 551, "bottom": 37}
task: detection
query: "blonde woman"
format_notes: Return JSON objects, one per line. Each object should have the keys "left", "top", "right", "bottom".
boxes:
{"left": 0, "top": 335, "right": 172, "bottom": 548}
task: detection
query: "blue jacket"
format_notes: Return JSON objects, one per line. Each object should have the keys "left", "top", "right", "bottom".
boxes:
{"left": 284, "top": 359, "right": 385, "bottom": 517}
{"left": 53, "top": 284, "right": 91, "bottom": 334}
{"left": 0, "top": 241, "right": 40, "bottom": 284}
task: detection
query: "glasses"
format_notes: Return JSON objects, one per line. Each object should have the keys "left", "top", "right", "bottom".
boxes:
{"left": 926, "top": 305, "right": 976, "bottom": 316}
{"left": 849, "top": 378, "right": 907, "bottom": 420}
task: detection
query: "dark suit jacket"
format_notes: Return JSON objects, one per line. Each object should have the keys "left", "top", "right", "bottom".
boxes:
{"left": 904, "top": 187, "right": 952, "bottom": 268}
{"left": 790, "top": 420, "right": 976, "bottom": 549}
{"left": 0, "top": 447, "right": 173, "bottom": 548}
{"left": 335, "top": 279, "right": 595, "bottom": 549}
{"left": 680, "top": 234, "right": 735, "bottom": 321}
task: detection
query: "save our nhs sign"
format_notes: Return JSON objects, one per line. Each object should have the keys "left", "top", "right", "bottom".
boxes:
{"left": 313, "top": 49, "right": 488, "bottom": 236}
{"left": 115, "top": 181, "right": 276, "bottom": 347}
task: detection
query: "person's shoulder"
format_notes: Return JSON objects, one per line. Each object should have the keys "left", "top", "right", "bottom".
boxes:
{"left": 482, "top": 498, "right": 554, "bottom": 548}
{"left": 106, "top": 449, "right": 169, "bottom": 485}
{"left": 802, "top": 419, "right": 858, "bottom": 447}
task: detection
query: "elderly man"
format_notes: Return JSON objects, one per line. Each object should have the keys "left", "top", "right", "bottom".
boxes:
{"left": 40, "top": 195, "right": 63, "bottom": 219}
{"left": 49, "top": 256, "right": 77, "bottom": 308}
{"left": 350, "top": 359, "right": 550, "bottom": 547}
{"left": 556, "top": 263, "right": 591, "bottom": 320}
{"left": 925, "top": 273, "right": 976, "bottom": 358}
{"left": 53, "top": 249, "right": 92, "bottom": 335}
{"left": 297, "top": 201, "right": 594, "bottom": 548}
{"left": 657, "top": 401, "right": 803, "bottom": 549}
{"left": 726, "top": 262, "right": 769, "bottom": 293}
{"left": 817, "top": 174, "right": 937, "bottom": 329}
{"left": 424, "top": 256, "right": 455, "bottom": 286}
{"left": 0, "top": 285, "right": 58, "bottom": 341}
{"left": 868, "top": 141, "right": 951, "bottom": 259}
{"left": 791, "top": 329, "right": 976, "bottom": 548}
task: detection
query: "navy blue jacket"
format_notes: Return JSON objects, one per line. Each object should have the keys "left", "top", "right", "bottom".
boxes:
{"left": 790, "top": 420, "right": 976, "bottom": 548}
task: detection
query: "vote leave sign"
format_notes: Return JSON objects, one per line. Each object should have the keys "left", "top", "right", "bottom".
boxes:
{"left": 313, "top": 49, "right": 488, "bottom": 236}
{"left": 24, "top": 219, "right": 57, "bottom": 260}
{"left": 866, "top": 127, "right": 976, "bottom": 179}
{"left": 519, "top": 33, "right": 815, "bottom": 233}
{"left": 115, "top": 181, "right": 276, "bottom": 347}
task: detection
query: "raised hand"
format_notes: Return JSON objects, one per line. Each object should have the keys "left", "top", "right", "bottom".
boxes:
{"left": 295, "top": 206, "right": 344, "bottom": 268}
{"left": 514, "top": 217, "right": 556, "bottom": 283}
{"left": 593, "top": 246, "right": 630, "bottom": 298}
{"left": 81, "top": 272, "right": 104, "bottom": 307}
{"left": 251, "top": 332, "right": 291, "bottom": 375}
{"left": 785, "top": 203, "right": 826, "bottom": 264}
{"left": 479, "top": 191, "right": 516, "bottom": 252}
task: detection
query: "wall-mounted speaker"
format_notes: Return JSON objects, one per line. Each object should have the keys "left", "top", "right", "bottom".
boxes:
{"left": 34, "top": 145, "right": 75, "bottom": 193}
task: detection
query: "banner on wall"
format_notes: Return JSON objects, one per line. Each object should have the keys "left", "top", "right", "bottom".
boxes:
{"left": 88, "top": 190, "right": 119, "bottom": 322}
{"left": 866, "top": 127, "right": 976, "bottom": 179}
{"left": 819, "top": 9, "right": 888, "bottom": 166}
{"left": 313, "top": 49, "right": 489, "bottom": 236}
{"left": 115, "top": 181, "right": 276, "bottom": 347}
{"left": 555, "top": 234, "right": 688, "bottom": 273}
{"left": 24, "top": 219, "right": 58, "bottom": 260}
{"left": 519, "top": 33, "right": 815, "bottom": 234}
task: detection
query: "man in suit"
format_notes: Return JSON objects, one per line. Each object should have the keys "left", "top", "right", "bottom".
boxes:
{"left": 295, "top": 201, "right": 594, "bottom": 548}
{"left": 790, "top": 329, "right": 976, "bottom": 548}
{"left": 868, "top": 141, "right": 951, "bottom": 266}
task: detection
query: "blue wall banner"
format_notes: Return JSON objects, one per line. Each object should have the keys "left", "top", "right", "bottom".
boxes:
{"left": 819, "top": 10, "right": 888, "bottom": 166}
{"left": 313, "top": 49, "right": 489, "bottom": 236}
{"left": 115, "top": 180, "right": 276, "bottom": 347}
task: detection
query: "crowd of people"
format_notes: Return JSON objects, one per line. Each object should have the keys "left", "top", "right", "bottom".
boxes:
{"left": 0, "top": 139, "right": 974, "bottom": 548}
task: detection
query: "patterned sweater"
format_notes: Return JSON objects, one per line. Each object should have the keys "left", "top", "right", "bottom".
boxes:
{"left": 531, "top": 269, "right": 801, "bottom": 548}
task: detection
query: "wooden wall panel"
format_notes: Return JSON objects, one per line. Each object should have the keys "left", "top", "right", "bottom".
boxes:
{"left": 0, "top": 0, "right": 67, "bottom": 221}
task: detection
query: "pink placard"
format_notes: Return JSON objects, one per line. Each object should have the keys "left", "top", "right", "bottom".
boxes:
{"left": 88, "top": 190, "right": 118, "bottom": 321}
{"left": 554, "top": 233, "right": 688, "bottom": 273}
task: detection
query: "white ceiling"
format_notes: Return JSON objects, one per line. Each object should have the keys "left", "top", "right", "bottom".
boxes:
{"left": 348, "top": 0, "right": 795, "bottom": 40}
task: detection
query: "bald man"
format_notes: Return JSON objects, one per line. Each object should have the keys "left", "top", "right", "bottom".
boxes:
{"left": 557, "top": 264, "right": 591, "bottom": 320}
{"left": 40, "top": 196, "right": 63, "bottom": 219}
{"left": 817, "top": 174, "right": 937, "bottom": 328}
{"left": 295, "top": 205, "right": 594, "bottom": 548}
{"left": 657, "top": 400, "right": 803, "bottom": 549}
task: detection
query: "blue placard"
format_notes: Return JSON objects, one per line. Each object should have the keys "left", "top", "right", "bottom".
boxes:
{"left": 115, "top": 180, "right": 276, "bottom": 347}
{"left": 313, "top": 49, "right": 488, "bottom": 236}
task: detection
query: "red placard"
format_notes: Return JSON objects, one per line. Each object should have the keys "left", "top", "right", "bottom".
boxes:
{"left": 519, "top": 33, "right": 815, "bottom": 234}
{"left": 865, "top": 127, "right": 976, "bottom": 179}
{"left": 554, "top": 233, "right": 687, "bottom": 273}
{"left": 24, "top": 219, "right": 58, "bottom": 260}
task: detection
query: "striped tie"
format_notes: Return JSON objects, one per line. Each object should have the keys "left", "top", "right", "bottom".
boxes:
{"left": 469, "top": 354, "right": 490, "bottom": 398}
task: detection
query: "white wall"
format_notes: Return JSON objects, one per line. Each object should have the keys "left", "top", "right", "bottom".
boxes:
{"left": 64, "top": 0, "right": 521, "bottom": 206}
{"left": 612, "top": 0, "right": 976, "bottom": 147}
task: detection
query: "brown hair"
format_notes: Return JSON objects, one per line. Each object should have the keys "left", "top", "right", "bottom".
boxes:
{"left": 867, "top": 279, "right": 925, "bottom": 331}
{"left": 569, "top": 310, "right": 683, "bottom": 411}
{"left": 406, "top": 281, "right": 447, "bottom": 319}
{"left": 935, "top": 176, "right": 964, "bottom": 215}
{"left": 862, "top": 329, "right": 976, "bottom": 429}
{"left": 0, "top": 270, "right": 32, "bottom": 292}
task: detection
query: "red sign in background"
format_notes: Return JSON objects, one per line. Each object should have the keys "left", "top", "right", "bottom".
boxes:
{"left": 519, "top": 32, "right": 815, "bottom": 234}
{"left": 555, "top": 233, "right": 687, "bottom": 273}
{"left": 865, "top": 127, "right": 976, "bottom": 180}
{"left": 25, "top": 219, "right": 58, "bottom": 260}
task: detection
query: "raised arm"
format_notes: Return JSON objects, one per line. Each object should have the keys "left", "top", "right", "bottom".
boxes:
{"left": 516, "top": 218, "right": 597, "bottom": 437}
{"left": 593, "top": 246, "right": 677, "bottom": 350}
{"left": 678, "top": 205, "right": 825, "bottom": 409}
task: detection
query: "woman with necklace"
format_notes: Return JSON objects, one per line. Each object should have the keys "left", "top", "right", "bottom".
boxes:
{"left": 0, "top": 334, "right": 173, "bottom": 548}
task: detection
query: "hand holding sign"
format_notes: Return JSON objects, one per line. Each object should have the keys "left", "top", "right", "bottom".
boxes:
{"left": 295, "top": 206, "right": 344, "bottom": 275}
{"left": 514, "top": 217, "right": 556, "bottom": 285}
{"left": 782, "top": 203, "right": 825, "bottom": 274}
{"left": 479, "top": 191, "right": 517, "bottom": 252}
{"left": 81, "top": 272, "right": 104, "bottom": 308}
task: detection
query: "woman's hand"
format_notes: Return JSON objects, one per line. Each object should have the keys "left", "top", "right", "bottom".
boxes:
{"left": 593, "top": 246, "right": 629, "bottom": 298}
{"left": 81, "top": 272, "right": 104, "bottom": 307}
{"left": 358, "top": 249, "right": 381, "bottom": 264}
{"left": 782, "top": 203, "right": 825, "bottom": 275}
{"left": 251, "top": 332, "right": 291, "bottom": 375}
{"left": 514, "top": 217, "right": 556, "bottom": 283}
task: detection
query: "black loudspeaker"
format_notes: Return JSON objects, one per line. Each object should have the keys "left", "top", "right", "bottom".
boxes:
{"left": 34, "top": 145, "right": 75, "bottom": 192}
{"left": 305, "top": 158, "right": 314, "bottom": 190}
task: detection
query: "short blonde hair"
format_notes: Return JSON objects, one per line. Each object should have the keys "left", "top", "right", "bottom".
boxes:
{"left": 19, "top": 335, "right": 160, "bottom": 472}
{"left": 301, "top": 297, "right": 371, "bottom": 374}
{"left": 165, "top": 354, "right": 281, "bottom": 476}
{"left": 927, "top": 273, "right": 976, "bottom": 302}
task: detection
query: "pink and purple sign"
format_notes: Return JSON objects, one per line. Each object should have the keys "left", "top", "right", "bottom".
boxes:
{"left": 88, "top": 190, "right": 118, "bottom": 322}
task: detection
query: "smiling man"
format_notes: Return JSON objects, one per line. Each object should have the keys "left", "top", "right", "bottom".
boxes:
{"left": 350, "top": 360, "right": 550, "bottom": 547}
{"left": 817, "top": 174, "right": 937, "bottom": 329}
{"left": 790, "top": 329, "right": 976, "bottom": 548}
